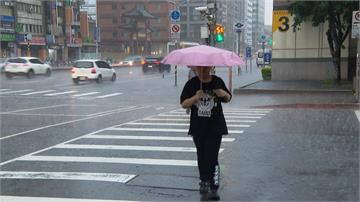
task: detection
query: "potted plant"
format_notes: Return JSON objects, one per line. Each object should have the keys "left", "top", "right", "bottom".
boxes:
{"left": 261, "top": 66, "right": 271, "bottom": 80}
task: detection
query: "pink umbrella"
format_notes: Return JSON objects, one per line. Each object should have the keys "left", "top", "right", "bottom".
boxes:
{"left": 161, "top": 45, "right": 244, "bottom": 67}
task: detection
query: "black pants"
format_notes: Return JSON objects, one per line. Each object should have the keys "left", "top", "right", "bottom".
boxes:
{"left": 193, "top": 134, "right": 222, "bottom": 189}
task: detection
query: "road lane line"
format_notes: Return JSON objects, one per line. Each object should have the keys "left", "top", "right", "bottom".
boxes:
{"left": 168, "top": 111, "right": 267, "bottom": 116}
{"left": 84, "top": 135, "right": 235, "bottom": 142}
{"left": 56, "top": 144, "right": 226, "bottom": 153}
{"left": 72, "top": 92, "right": 100, "bottom": 97}
{"left": 20, "top": 90, "right": 56, "bottom": 95}
{"left": 126, "top": 122, "right": 250, "bottom": 127}
{"left": 0, "top": 89, "right": 32, "bottom": 95}
{"left": 0, "top": 106, "right": 148, "bottom": 141}
{"left": 108, "top": 127, "right": 243, "bottom": 134}
{"left": 143, "top": 118, "right": 256, "bottom": 123}
{"left": 86, "top": 106, "right": 137, "bottom": 116}
{"left": 0, "top": 171, "right": 136, "bottom": 183}
{"left": 17, "top": 155, "right": 198, "bottom": 166}
{"left": 0, "top": 104, "right": 68, "bottom": 114}
{"left": 96, "top": 93, "right": 123, "bottom": 98}
{"left": 0, "top": 196, "right": 137, "bottom": 202}
{"left": 0, "top": 89, "right": 10, "bottom": 92}
{"left": 157, "top": 114, "right": 262, "bottom": 119}
{"left": 44, "top": 90, "right": 77, "bottom": 96}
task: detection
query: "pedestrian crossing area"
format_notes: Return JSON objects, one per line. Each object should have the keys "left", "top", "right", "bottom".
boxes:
{"left": 0, "top": 108, "right": 272, "bottom": 186}
{"left": 0, "top": 88, "right": 123, "bottom": 99}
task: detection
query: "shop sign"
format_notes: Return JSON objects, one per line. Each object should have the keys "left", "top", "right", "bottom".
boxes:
{"left": 0, "top": 15, "right": 15, "bottom": 23}
{"left": 15, "top": 24, "right": 23, "bottom": 33}
{"left": 0, "top": 33, "right": 15, "bottom": 41}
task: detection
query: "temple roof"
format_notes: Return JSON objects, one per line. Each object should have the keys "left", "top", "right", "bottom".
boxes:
{"left": 122, "top": 4, "right": 157, "bottom": 19}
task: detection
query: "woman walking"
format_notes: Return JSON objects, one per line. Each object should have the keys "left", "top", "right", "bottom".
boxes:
{"left": 180, "top": 66, "right": 231, "bottom": 201}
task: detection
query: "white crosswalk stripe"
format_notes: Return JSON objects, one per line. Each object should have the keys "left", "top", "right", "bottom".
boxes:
{"left": 0, "top": 107, "right": 271, "bottom": 198}
{"left": 44, "top": 91, "right": 77, "bottom": 96}
{"left": 0, "top": 89, "right": 11, "bottom": 92}
{"left": 20, "top": 90, "right": 56, "bottom": 95}
{"left": 72, "top": 92, "right": 100, "bottom": 97}
{"left": 96, "top": 93, "right": 123, "bottom": 98}
{"left": 0, "top": 89, "right": 32, "bottom": 95}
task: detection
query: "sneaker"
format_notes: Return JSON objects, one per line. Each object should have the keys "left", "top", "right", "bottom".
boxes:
{"left": 207, "top": 189, "right": 220, "bottom": 201}
{"left": 199, "top": 181, "right": 209, "bottom": 194}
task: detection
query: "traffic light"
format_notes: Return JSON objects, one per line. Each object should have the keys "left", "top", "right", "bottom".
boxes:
{"left": 267, "top": 38, "right": 273, "bottom": 46}
{"left": 214, "top": 24, "right": 224, "bottom": 43}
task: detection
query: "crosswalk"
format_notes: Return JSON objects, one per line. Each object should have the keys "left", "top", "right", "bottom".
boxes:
{"left": 0, "top": 108, "right": 272, "bottom": 198}
{"left": 0, "top": 88, "right": 122, "bottom": 99}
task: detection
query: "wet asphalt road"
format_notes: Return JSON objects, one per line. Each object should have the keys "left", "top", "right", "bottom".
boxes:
{"left": 0, "top": 66, "right": 359, "bottom": 201}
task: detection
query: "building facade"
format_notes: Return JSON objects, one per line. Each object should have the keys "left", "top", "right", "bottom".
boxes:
{"left": 97, "top": 0, "right": 173, "bottom": 60}
{"left": 0, "top": 1, "right": 15, "bottom": 58}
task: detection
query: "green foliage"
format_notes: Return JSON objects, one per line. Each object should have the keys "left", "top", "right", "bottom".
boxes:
{"left": 261, "top": 67, "right": 271, "bottom": 80}
{"left": 289, "top": 1, "right": 359, "bottom": 81}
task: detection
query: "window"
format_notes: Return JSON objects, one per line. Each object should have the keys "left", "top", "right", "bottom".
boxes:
{"left": 74, "top": 61, "right": 94, "bottom": 68}
{"left": 8, "top": 58, "right": 27, "bottom": 64}
{"left": 112, "top": 31, "right": 117, "bottom": 37}
{"left": 29, "top": 25, "right": 32, "bottom": 32}
{"left": 112, "top": 17, "right": 117, "bottom": 24}
{"left": 96, "top": 61, "right": 111, "bottom": 69}
{"left": 121, "top": 5, "right": 126, "bottom": 9}
{"left": 29, "top": 59, "right": 43, "bottom": 64}
{"left": 112, "top": 3, "right": 117, "bottom": 10}
{"left": 121, "top": 18, "right": 126, "bottom": 23}
{"left": 157, "top": 4, "right": 161, "bottom": 11}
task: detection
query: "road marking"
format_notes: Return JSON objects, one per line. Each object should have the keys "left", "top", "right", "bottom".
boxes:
{"left": 143, "top": 118, "right": 256, "bottom": 123}
{"left": 96, "top": 93, "right": 123, "bottom": 98}
{"left": 0, "top": 106, "right": 148, "bottom": 141}
{"left": 17, "top": 155, "right": 198, "bottom": 167}
{"left": 168, "top": 111, "right": 267, "bottom": 116}
{"left": 0, "top": 89, "right": 32, "bottom": 95}
{"left": 0, "top": 171, "right": 136, "bottom": 183}
{"left": 20, "top": 90, "right": 56, "bottom": 95}
{"left": 56, "top": 144, "right": 225, "bottom": 153}
{"left": 355, "top": 110, "right": 360, "bottom": 122}
{"left": 72, "top": 92, "right": 100, "bottom": 97}
{"left": 0, "top": 104, "right": 68, "bottom": 114}
{"left": 85, "top": 106, "right": 136, "bottom": 116}
{"left": 44, "top": 90, "right": 77, "bottom": 96}
{"left": 0, "top": 89, "right": 10, "bottom": 92}
{"left": 0, "top": 196, "right": 137, "bottom": 202}
{"left": 126, "top": 122, "right": 250, "bottom": 127}
{"left": 157, "top": 114, "right": 262, "bottom": 119}
{"left": 84, "top": 135, "right": 235, "bottom": 142}
{"left": 108, "top": 127, "right": 244, "bottom": 134}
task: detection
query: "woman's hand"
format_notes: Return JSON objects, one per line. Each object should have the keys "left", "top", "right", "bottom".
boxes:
{"left": 181, "top": 90, "right": 204, "bottom": 109}
{"left": 195, "top": 90, "right": 205, "bottom": 101}
{"left": 213, "top": 89, "right": 231, "bottom": 102}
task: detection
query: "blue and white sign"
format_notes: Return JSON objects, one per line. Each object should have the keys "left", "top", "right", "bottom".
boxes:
{"left": 246, "top": 47, "right": 251, "bottom": 58}
{"left": 264, "top": 52, "right": 272, "bottom": 64}
{"left": 170, "top": 10, "right": 181, "bottom": 22}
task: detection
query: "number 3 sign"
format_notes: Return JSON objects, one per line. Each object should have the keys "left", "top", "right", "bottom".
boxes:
{"left": 272, "top": 10, "right": 290, "bottom": 33}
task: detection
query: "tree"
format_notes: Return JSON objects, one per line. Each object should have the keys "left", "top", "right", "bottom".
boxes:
{"left": 289, "top": 1, "right": 359, "bottom": 81}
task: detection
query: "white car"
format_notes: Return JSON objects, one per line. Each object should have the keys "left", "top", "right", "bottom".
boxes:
{"left": 4, "top": 57, "right": 52, "bottom": 78}
{"left": 71, "top": 60, "right": 116, "bottom": 84}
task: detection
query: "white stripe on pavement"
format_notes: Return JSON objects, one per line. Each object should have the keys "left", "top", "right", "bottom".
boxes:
{"left": 157, "top": 114, "right": 262, "bottom": 119}
{"left": 355, "top": 110, "right": 360, "bottom": 122}
{"left": 0, "top": 89, "right": 32, "bottom": 95}
{"left": 17, "top": 155, "right": 198, "bottom": 166}
{"left": 0, "top": 89, "right": 10, "bottom": 92}
{"left": 126, "top": 122, "right": 250, "bottom": 127}
{"left": 168, "top": 111, "right": 267, "bottom": 116}
{"left": 20, "top": 90, "right": 56, "bottom": 95}
{"left": 56, "top": 144, "right": 225, "bottom": 153}
{"left": 72, "top": 92, "right": 100, "bottom": 97}
{"left": 108, "top": 127, "right": 244, "bottom": 134}
{"left": 44, "top": 91, "right": 77, "bottom": 96}
{"left": 0, "top": 171, "right": 135, "bottom": 183}
{"left": 96, "top": 93, "right": 123, "bottom": 98}
{"left": 0, "top": 196, "right": 137, "bottom": 202}
{"left": 143, "top": 118, "right": 256, "bottom": 123}
{"left": 84, "top": 135, "right": 236, "bottom": 142}
{"left": 0, "top": 104, "right": 68, "bottom": 114}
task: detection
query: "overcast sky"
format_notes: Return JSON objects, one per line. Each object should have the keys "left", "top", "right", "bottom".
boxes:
{"left": 264, "top": 0, "right": 273, "bottom": 25}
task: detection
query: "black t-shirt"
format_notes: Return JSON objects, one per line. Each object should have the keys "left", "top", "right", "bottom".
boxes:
{"left": 180, "top": 75, "right": 232, "bottom": 137}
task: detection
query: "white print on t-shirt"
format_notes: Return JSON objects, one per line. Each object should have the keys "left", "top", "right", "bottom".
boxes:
{"left": 195, "top": 91, "right": 215, "bottom": 117}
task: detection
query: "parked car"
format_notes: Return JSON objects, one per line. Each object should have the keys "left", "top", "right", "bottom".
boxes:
{"left": 0, "top": 58, "right": 9, "bottom": 72}
{"left": 142, "top": 56, "right": 171, "bottom": 73}
{"left": 4, "top": 57, "right": 52, "bottom": 78}
{"left": 71, "top": 59, "right": 116, "bottom": 84}
{"left": 118, "top": 56, "right": 144, "bottom": 67}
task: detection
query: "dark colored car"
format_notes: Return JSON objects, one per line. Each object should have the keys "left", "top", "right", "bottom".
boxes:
{"left": 142, "top": 56, "right": 171, "bottom": 73}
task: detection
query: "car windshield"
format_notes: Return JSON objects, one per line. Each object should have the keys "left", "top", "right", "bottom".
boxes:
{"left": 8, "top": 58, "right": 27, "bottom": 63}
{"left": 74, "top": 61, "right": 94, "bottom": 68}
{"left": 145, "top": 58, "right": 160, "bottom": 62}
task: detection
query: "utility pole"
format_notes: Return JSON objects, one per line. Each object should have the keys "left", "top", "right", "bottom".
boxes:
{"left": 206, "top": 0, "right": 217, "bottom": 47}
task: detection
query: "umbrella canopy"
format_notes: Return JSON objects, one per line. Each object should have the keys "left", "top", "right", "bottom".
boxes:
{"left": 161, "top": 45, "right": 245, "bottom": 67}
